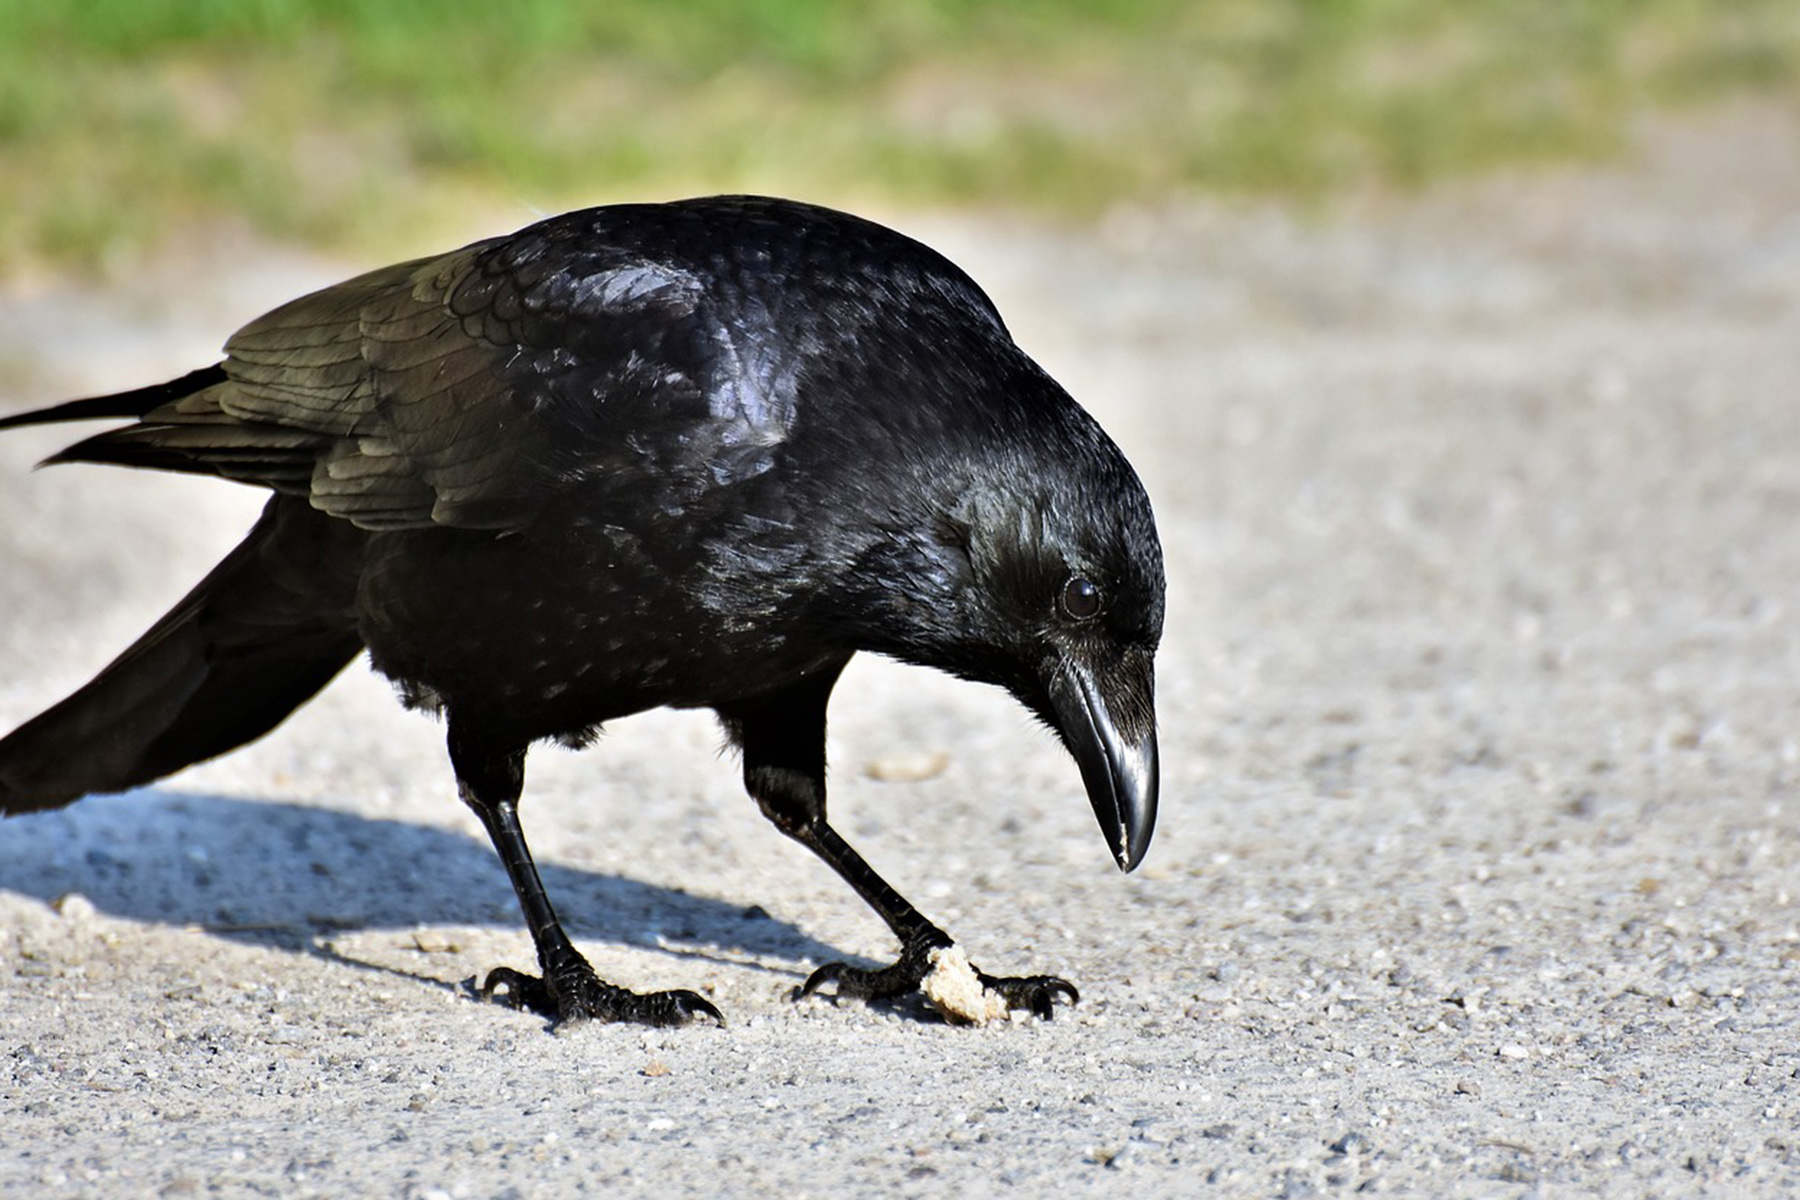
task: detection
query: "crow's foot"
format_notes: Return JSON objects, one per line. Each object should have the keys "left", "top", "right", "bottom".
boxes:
{"left": 794, "top": 929, "right": 1077, "bottom": 1023}
{"left": 477, "top": 961, "right": 722, "bottom": 1029}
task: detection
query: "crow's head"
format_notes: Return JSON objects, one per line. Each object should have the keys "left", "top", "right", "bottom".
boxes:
{"left": 822, "top": 363, "right": 1165, "bottom": 872}
{"left": 953, "top": 414, "right": 1164, "bottom": 873}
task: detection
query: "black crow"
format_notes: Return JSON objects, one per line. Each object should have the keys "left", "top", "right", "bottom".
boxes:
{"left": 0, "top": 196, "right": 1163, "bottom": 1028}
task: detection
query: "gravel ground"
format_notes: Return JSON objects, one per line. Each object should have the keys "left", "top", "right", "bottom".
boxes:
{"left": 3, "top": 104, "right": 1799, "bottom": 1198}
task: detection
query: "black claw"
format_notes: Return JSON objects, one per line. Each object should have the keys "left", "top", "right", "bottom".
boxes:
{"left": 649, "top": 990, "right": 726, "bottom": 1028}
{"left": 976, "top": 971, "right": 1080, "bottom": 1020}
{"left": 794, "top": 961, "right": 846, "bottom": 1001}
{"left": 473, "top": 963, "right": 723, "bottom": 1028}
{"left": 793, "top": 957, "right": 920, "bottom": 1003}
{"left": 791, "top": 929, "right": 1078, "bottom": 1022}
{"left": 793, "top": 927, "right": 948, "bottom": 1004}
{"left": 477, "top": 966, "right": 554, "bottom": 1015}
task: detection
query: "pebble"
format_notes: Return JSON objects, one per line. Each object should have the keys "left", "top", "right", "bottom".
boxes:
{"left": 864, "top": 750, "right": 951, "bottom": 782}
{"left": 52, "top": 893, "right": 98, "bottom": 923}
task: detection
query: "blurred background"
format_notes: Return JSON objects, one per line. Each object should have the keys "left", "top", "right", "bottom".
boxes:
{"left": 2, "top": 0, "right": 1797, "bottom": 276}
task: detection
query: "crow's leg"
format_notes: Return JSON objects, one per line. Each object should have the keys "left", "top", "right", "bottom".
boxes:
{"left": 724, "top": 669, "right": 1076, "bottom": 1021}
{"left": 447, "top": 721, "right": 721, "bottom": 1029}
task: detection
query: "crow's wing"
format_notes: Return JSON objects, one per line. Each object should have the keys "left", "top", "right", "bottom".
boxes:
{"left": 33, "top": 217, "right": 784, "bottom": 532}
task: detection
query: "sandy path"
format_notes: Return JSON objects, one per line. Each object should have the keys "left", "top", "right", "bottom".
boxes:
{"left": 2, "top": 104, "right": 1798, "bottom": 1197}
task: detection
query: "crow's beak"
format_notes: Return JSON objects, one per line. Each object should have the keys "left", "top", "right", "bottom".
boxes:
{"left": 1046, "top": 653, "right": 1159, "bottom": 872}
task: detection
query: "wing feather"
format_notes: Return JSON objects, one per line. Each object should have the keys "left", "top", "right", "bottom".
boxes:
{"left": 26, "top": 200, "right": 842, "bottom": 532}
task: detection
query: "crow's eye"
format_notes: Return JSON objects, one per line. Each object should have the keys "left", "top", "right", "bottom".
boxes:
{"left": 1059, "top": 575, "right": 1102, "bottom": 620}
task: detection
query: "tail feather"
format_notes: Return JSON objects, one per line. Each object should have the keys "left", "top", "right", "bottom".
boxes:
{"left": 0, "top": 495, "right": 365, "bottom": 814}
{"left": 0, "top": 366, "right": 229, "bottom": 432}
{"left": 1, "top": 364, "right": 327, "bottom": 489}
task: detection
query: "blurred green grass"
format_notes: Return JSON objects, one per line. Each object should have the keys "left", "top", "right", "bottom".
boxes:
{"left": 2, "top": 0, "right": 1796, "bottom": 271}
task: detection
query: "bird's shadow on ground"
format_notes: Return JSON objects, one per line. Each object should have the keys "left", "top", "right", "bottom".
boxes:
{"left": 0, "top": 790, "right": 860, "bottom": 987}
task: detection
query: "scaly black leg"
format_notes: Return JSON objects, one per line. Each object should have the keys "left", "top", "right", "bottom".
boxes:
{"left": 448, "top": 720, "right": 721, "bottom": 1029}
{"left": 720, "top": 666, "right": 1076, "bottom": 1021}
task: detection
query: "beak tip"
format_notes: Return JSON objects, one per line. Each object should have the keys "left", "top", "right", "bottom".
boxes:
{"left": 1115, "top": 823, "right": 1152, "bottom": 873}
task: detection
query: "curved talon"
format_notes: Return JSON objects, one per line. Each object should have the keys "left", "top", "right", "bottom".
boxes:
{"left": 650, "top": 990, "right": 726, "bottom": 1028}
{"left": 794, "top": 961, "right": 847, "bottom": 1001}
{"left": 478, "top": 966, "right": 554, "bottom": 1015}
